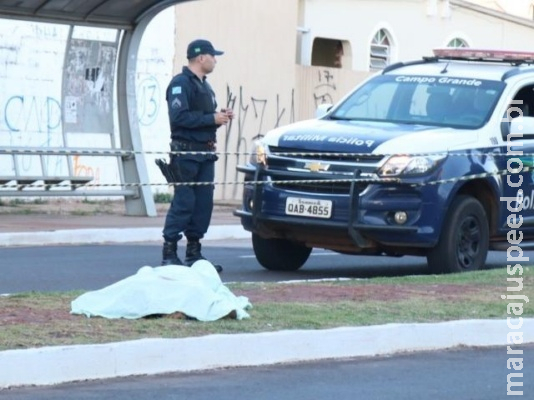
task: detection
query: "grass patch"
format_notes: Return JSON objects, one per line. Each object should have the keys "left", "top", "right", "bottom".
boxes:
{"left": 0, "top": 267, "right": 531, "bottom": 351}
{"left": 154, "top": 192, "right": 172, "bottom": 203}
{"left": 81, "top": 197, "right": 98, "bottom": 204}
{"left": 8, "top": 198, "right": 25, "bottom": 207}
{"left": 70, "top": 210, "right": 92, "bottom": 216}
{"left": 31, "top": 198, "right": 48, "bottom": 205}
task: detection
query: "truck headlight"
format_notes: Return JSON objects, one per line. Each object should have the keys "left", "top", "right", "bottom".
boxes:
{"left": 378, "top": 154, "right": 446, "bottom": 177}
{"left": 249, "top": 141, "right": 267, "bottom": 166}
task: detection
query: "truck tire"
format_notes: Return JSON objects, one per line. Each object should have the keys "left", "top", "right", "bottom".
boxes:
{"left": 427, "top": 195, "right": 489, "bottom": 274}
{"left": 252, "top": 233, "right": 312, "bottom": 271}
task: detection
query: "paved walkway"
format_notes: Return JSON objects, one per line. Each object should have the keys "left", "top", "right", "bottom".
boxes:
{"left": 0, "top": 204, "right": 249, "bottom": 246}
{"left": 1, "top": 204, "right": 533, "bottom": 388}
{"left": 0, "top": 203, "right": 239, "bottom": 232}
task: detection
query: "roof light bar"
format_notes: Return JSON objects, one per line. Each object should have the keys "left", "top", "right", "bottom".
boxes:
{"left": 433, "top": 48, "right": 534, "bottom": 62}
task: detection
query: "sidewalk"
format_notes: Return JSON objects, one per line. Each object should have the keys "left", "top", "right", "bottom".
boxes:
{"left": 1, "top": 205, "right": 533, "bottom": 388}
{"left": 0, "top": 204, "right": 250, "bottom": 246}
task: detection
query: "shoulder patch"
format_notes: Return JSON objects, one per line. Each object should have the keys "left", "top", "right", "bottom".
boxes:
{"left": 172, "top": 86, "right": 182, "bottom": 95}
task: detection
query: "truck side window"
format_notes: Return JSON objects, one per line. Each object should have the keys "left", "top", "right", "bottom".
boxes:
{"left": 509, "top": 85, "right": 534, "bottom": 119}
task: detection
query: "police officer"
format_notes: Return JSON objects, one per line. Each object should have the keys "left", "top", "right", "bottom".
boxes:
{"left": 161, "top": 39, "right": 233, "bottom": 272}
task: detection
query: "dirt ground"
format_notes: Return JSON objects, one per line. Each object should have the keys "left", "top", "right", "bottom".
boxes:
{"left": 1, "top": 283, "right": 485, "bottom": 326}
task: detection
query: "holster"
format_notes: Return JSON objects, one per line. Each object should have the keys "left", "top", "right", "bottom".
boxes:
{"left": 155, "top": 158, "right": 179, "bottom": 183}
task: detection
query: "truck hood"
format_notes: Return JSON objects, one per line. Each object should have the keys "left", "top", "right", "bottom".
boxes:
{"left": 263, "top": 119, "right": 479, "bottom": 154}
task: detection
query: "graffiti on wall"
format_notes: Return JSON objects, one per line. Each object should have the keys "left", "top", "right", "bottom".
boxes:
{"left": 214, "top": 67, "right": 347, "bottom": 199}
{"left": 313, "top": 69, "right": 337, "bottom": 107}
{"left": 4, "top": 95, "right": 61, "bottom": 134}
{"left": 215, "top": 84, "right": 296, "bottom": 198}
{"left": 1, "top": 94, "right": 64, "bottom": 176}
{"left": 73, "top": 155, "right": 101, "bottom": 186}
{"left": 137, "top": 76, "right": 161, "bottom": 126}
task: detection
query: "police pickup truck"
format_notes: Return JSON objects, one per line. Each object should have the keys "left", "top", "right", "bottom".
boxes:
{"left": 234, "top": 48, "right": 534, "bottom": 274}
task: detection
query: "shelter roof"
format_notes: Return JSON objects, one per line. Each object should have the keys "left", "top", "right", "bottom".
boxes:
{"left": 0, "top": 0, "right": 180, "bottom": 30}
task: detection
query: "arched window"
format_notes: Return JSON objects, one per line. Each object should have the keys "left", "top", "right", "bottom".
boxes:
{"left": 447, "top": 38, "right": 469, "bottom": 48}
{"left": 370, "top": 29, "right": 391, "bottom": 70}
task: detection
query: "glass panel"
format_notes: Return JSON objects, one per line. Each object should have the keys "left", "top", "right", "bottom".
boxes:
{"left": 330, "top": 75, "right": 505, "bottom": 129}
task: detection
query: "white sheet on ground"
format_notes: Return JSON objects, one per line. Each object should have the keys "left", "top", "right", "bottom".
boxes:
{"left": 70, "top": 260, "right": 252, "bottom": 321}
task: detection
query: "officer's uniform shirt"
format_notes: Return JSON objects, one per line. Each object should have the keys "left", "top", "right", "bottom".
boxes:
{"left": 166, "top": 66, "right": 218, "bottom": 144}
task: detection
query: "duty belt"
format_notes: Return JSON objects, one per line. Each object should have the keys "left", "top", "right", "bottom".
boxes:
{"left": 171, "top": 139, "right": 216, "bottom": 152}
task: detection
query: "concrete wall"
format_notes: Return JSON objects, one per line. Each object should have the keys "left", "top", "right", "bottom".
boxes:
{"left": 0, "top": 21, "right": 70, "bottom": 176}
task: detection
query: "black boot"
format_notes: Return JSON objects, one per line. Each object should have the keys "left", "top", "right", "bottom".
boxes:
{"left": 185, "top": 240, "right": 223, "bottom": 273}
{"left": 161, "top": 241, "right": 183, "bottom": 266}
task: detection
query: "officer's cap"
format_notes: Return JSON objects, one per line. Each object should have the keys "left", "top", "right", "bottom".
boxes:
{"left": 187, "top": 39, "right": 224, "bottom": 59}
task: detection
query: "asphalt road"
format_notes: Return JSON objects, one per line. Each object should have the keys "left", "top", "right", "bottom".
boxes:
{"left": 3, "top": 345, "right": 532, "bottom": 399}
{"left": 0, "top": 238, "right": 529, "bottom": 293}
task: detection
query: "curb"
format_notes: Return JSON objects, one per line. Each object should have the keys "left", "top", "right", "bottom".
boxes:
{"left": 1, "top": 318, "right": 532, "bottom": 388}
{"left": 0, "top": 225, "right": 251, "bottom": 247}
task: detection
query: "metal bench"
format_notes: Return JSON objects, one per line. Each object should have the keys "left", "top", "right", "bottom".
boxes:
{"left": 0, "top": 146, "right": 141, "bottom": 197}
{"left": 0, "top": 175, "right": 141, "bottom": 196}
{"left": 0, "top": 176, "right": 94, "bottom": 190}
{"left": 0, "top": 176, "right": 100, "bottom": 197}
{"left": 0, "top": 146, "right": 153, "bottom": 214}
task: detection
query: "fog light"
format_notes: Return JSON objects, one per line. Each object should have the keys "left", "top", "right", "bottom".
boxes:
{"left": 394, "top": 211, "right": 407, "bottom": 225}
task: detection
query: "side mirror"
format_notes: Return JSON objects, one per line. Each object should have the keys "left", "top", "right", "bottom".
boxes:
{"left": 509, "top": 116, "right": 534, "bottom": 138}
{"left": 315, "top": 103, "right": 333, "bottom": 119}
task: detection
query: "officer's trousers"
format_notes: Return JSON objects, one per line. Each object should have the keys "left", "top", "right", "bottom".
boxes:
{"left": 162, "top": 155, "right": 215, "bottom": 242}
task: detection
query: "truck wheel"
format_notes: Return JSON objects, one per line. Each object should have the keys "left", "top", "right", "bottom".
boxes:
{"left": 427, "top": 195, "right": 489, "bottom": 274}
{"left": 252, "top": 233, "right": 312, "bottom": 271}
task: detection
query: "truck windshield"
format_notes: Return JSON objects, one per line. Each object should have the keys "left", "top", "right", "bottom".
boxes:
{"left": 329, "top": 74, "right": 505, "bottom": 129}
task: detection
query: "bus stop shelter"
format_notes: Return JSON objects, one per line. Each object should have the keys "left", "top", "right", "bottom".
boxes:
{"left": 0, "top": 0, "right": 187, "bottom": 216}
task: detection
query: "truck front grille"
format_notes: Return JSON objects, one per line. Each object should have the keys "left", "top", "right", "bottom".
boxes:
{"left": 267, "top": 145, "right": 383, "bottom": 195}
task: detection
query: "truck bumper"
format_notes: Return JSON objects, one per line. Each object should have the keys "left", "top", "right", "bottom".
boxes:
{"left": 235, "top": 166, "right": 443, "bottom": 252}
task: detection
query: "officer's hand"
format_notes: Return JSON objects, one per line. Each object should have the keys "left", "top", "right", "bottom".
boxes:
{"left": 222, "top": 108, "right": 234, "bottom": 120}
{"left": 214, "top": 112, "right": 230, "bottom": 125}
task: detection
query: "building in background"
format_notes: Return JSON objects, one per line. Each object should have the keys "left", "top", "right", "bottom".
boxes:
{"left": 467, "top": 0, "right": 534, "bottom": 18}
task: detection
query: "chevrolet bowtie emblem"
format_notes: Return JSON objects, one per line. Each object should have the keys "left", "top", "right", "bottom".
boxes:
{"left": 304, "top": 162, "right": 330, "bottom": 172}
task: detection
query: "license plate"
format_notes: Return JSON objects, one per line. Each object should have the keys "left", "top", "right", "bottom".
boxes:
{"left": 285, "top": 197, "right": 332, "bottom": 219}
